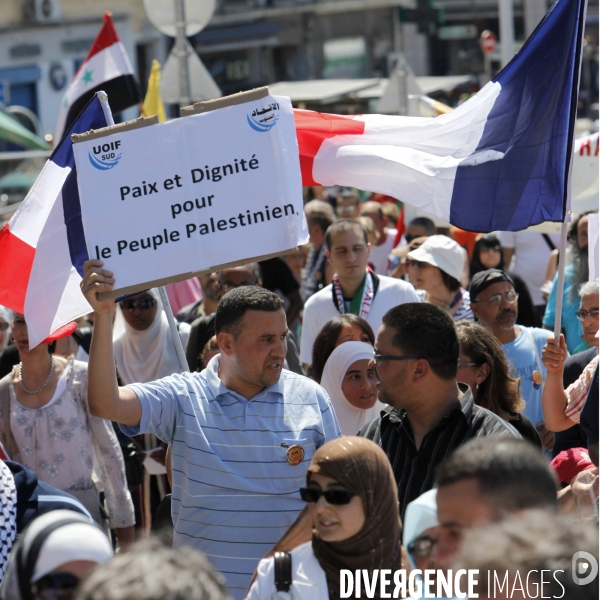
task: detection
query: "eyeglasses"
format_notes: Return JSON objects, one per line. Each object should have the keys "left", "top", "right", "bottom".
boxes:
{"left": 472, "top": 291, "right": 519, "bottom": 307}
{"left": 32, "top": 571, "right": 80, "bottom": 600}
{"left": 407, "top": 535, "right": 438, "bottom": 558}
{"left": 408, "top": 259, "right": 430, "bottom": 269}
{"left": 336, "top": 205, "right": 357, "bottom": 215}
{"left": 299, "top": 487, "right": 356, "bottom": 505}
{"left": 0, "top": 322, "right": 8, "bottom": 331}
{"left": 119, "top": 296, "right": 157, "bottom": 312}
{"left": 372, "top": 354, "right": 420, "bottom": 366}
{"left": 576, "top": 308, "right": 599, "bottom": 321}
{"left": 458, "top": 361, "right": 479, "bottom": 368}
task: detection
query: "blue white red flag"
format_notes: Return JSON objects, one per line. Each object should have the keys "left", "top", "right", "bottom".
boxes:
{"left": 0, "top": 95, "right": 108, "bottom": 347}
{"left": 294, "top": 0, "right": 587, "bottom": 232}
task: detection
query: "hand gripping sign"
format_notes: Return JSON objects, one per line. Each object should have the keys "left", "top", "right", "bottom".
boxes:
{"left": 72, "top": 87, "right": 308, "bottom": 299}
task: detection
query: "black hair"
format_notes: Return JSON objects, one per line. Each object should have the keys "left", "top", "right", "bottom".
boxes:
{"left": 306, "top": 210, "right": 335, "bottom": 234}
{"left": 382, "top": 303, "right": 459, "bottom": 380}
{"left": 215, "top": 286, "right": 283, "bottom": 338}
{"left": 469, "top": 234, "right": 504, "bottom": 279}
{"left": 407, "top": 217, "right": 436, "bottom": 236}
{"left": 435, "top": 438, "right": 557, "bottom": 517}
{"left": 325, "top": 219, "right": 369, "bottom": 250}
{"left": 310, "top": 315, "right": 375, "bottom": 383}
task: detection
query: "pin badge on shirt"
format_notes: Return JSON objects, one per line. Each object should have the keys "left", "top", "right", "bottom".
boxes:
{"left": 282, "top": 444, "right": 304, "bottom": 466}
{"left": 532, "top": 370, "right": 543, "bottom": 385}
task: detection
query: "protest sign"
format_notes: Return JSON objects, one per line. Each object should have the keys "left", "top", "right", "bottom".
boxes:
{"left": 72, "top": 87, "right": 307, "bottom": 298}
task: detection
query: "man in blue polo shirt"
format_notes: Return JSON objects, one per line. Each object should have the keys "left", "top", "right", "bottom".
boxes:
{"left": 81, "top": 260, "right": 341, "bottom": 599}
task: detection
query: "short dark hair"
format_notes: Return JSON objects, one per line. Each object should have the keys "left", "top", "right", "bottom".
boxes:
{"left": 382, "top": 303, "right": 459, "bottom": 380}
{"left": 454, "top": 510, "right": 598, "bottom": 600}
{"left": 215, "top": 286, "right": 283, "bottom": 338}
{"left": 75, "top": 537, "right": 230, "bottom": 600}
{"left": 310, "top": 314, "right": 375, "bottom": 383}
{"left": 408, "top": 217, "right": 436, "bottom": 236}
{"left": 440, "top": 270, "right": 461, "bottom": 293}
{"left": 435, "top": 438, "right": 558, "bottom": 517}
{"left": 325, "top": 219, "right": 369, "bottom": 250}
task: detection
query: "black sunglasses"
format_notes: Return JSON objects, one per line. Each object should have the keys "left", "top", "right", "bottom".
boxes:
{"left": 407, "top": 535, "right": 438, "bottom": 557}
{"left": 119, "top": 296, "right": 157, "bottom": 312}
{"left": 32, "top": 571, "right": 80, "bottom": 600}
{"left": 299, "top": 487, "right": 356, "bottom": 505}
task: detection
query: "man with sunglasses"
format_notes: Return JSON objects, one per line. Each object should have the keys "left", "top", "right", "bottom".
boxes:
{"left": 80, "top": 260, "right": 340, "bottom": 599}
{"left": 470, "top": 269, "right": 554, "bottom": 451}
{"left": 359, "top": 303, "right": 519, "bottom": 520}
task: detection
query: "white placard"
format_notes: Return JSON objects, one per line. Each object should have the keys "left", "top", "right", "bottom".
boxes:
{"left": 73, "top": 95, "right": 307, "bottom": 295}
{"left": 589, "top": 213, "right": 599, "bottom": 283}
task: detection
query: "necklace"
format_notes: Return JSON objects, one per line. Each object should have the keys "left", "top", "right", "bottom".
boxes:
{"left": 18, "top": 356, "right": 55, "bottom": 394}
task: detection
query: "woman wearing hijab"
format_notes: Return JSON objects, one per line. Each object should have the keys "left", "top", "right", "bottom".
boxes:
{"left": 0, "top": 510, "right": 113, "bottom": 600}
{"left": 320, "top": 342, "right": 383, "bottom": 436}
{"left": 246, "top": 437, "right": 401, "bottom": 599}
{"left": 310, "top": 315, "right": 374, "bottom": 384}
{"left": 0, "top": 313, "right": 135, "bottom": 542}
{"left": 113, "top": 289, "right": 190, "bottom": 531}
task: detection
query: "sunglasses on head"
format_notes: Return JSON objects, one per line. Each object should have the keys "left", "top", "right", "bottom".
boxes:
{"left": 299, "top": 487, "right": 356, "bottom": 505}
{"left": 119, "top": 296, "right": 157, "bottom": 312}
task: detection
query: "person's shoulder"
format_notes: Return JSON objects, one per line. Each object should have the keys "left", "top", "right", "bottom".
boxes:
{"left": 377, "top": 274, "right": 415, "bottom": 293}
{"left": 566, "top": 347, "right": 598, "bottom": 369}
{"left": 527, "top": 327, "right": 551, "bottom": 343}
{"left": 282, "top": 369, "right": 326, "bottom": 395}
{"left": 190, "top": 312, "right": 215, "bottom": 331}
{"left": 471, "top": 403, "right": 521, "bottom": 438}
{"left": 304, "top": 284, "right": 333, "bottom": 308}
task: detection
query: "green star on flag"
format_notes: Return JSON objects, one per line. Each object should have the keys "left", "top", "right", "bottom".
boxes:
{"left": 82, "top": 69, "right": 93, "bottom": 84}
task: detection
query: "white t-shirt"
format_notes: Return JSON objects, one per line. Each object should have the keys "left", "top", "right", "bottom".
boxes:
{"left": 369, "top": 228, "right": 398, "bottom": 274}
{"left": 300, "top": 273, "right": 420, "bottom": 364}
{"left": 497, "top": 231, "right": 560, "bottom": 306}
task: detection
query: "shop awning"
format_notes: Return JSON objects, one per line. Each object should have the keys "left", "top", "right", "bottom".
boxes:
{"left": 0, "top": 110, "right": 49, "bottom": 151}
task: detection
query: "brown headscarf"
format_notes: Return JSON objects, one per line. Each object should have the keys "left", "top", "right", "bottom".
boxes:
{"left": 308, "top": 437, "right": 401, "bottom": 600}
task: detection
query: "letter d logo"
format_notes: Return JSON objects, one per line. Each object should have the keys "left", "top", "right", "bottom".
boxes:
{"left": 572, "top": 551, "right": 598, "bottom": 585}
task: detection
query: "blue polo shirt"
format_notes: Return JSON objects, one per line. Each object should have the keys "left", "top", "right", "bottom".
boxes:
{"left": 121, "top": 356, "right": 340, "bottom": 599}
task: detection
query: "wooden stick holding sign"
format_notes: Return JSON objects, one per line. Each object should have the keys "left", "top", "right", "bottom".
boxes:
{"left": 97, "top": 91, "right": 189, "bottom": 373}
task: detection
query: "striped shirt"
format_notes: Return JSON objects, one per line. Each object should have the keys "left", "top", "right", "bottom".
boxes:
{"left": 358, "top": 387, "right": 521, "bottom": 520}
{"left": 565, "top": 355, "right": 600, "bottom": 422}
{"left": 121, "top": 356, "right": 340, "bottom": 599}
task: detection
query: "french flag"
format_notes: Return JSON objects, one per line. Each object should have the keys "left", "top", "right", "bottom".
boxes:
{"left": 0, "top": 96, "right": 108, "bottom": 348}
{"left": 294, "top": 0, "right": 586, "bottom": 232}
{"left": 54, "top": 12, "right": 140, "bottom": 144}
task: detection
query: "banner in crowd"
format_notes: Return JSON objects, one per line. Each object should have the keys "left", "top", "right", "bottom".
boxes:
{"left": 293, "top": 0, "right": 586, "bottom": 233}
{"left": 73, "top": 93, "right": 307, "bottom": 297}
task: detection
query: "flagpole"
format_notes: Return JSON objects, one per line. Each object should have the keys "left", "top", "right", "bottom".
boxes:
{"left": 553, "top": 220, "right": 570, "bottom": 341}
{"left": 96, "top": 91, "right": 190, "bottom": 373}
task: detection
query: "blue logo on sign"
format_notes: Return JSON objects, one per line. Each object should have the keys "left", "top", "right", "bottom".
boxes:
{"left": 89, "top": 140, "right": 122, "bottom": 170}
{"left": 247, "top": 101, "right": 280, "bottom": 132}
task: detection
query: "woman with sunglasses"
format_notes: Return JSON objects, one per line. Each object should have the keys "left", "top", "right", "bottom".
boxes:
{"left": 0, "top": 313, "right": 135, "bottom": 542}
{"left": 113, "top": 289, "right": 191, "bottom": 532}
{"left": 456, "top": 320, "right": 541, "bottom": 447}
{"left": 320, "top": 342, "right": 383, "bottom": 436}
{"left": 1, "top": 510, "right": 113, "bottom": 600}
{"left": 406, "top": 235, "right": 474, "bottom": 321}
{"left": 402, "top": 489, "right": 439, "bottom": 594}
{"left": 246, "top": 437, "right": 401, "bottom": 599}
{"left": 469, "top": 234, "right": 537, "bottom": 328}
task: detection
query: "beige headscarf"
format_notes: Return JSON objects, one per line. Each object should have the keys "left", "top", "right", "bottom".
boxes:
{"left": 308, "top": 437, "right": 401, "bottom": 600}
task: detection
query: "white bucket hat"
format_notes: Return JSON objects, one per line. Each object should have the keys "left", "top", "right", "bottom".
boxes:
{"left": 407, "top": 235, "right": 464, "bottom": 282}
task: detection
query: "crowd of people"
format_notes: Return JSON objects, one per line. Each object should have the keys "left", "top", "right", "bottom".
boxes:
{"left": 0, "top": 188, "right": 596, "bottom": 599}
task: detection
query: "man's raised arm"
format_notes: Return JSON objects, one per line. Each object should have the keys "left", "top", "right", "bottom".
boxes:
{"left": 81, "top": 260, "right": 142, "bottom": 427}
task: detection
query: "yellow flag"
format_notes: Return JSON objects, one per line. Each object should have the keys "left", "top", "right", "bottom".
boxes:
{"left": 142, "top": 59, "right": 166, "bottom": 122}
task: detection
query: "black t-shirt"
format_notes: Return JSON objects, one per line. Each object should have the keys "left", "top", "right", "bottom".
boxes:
{"left": 0, "top": 344, "right": 19, "bottom": 379}
{"left": 259, "top": 257, "right": 299, "bottom": 296}
{"left": 508, "top": 412, "right": 542, "bottom": 448}
{"left": 553, "top": 347, "right": 599, "bottom": 456}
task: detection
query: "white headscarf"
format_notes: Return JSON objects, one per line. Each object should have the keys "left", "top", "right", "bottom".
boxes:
{"left": 0, "top": 306, "right": 13, "bottom": 356}
{"left": 113, "top": 289, "right": 190, "bottom": 385}
{"left": 320, "top": 341, "right": 385, "bottom": 436}
{"left": 402, "top": 489, "right": 439, "bottom": 569}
